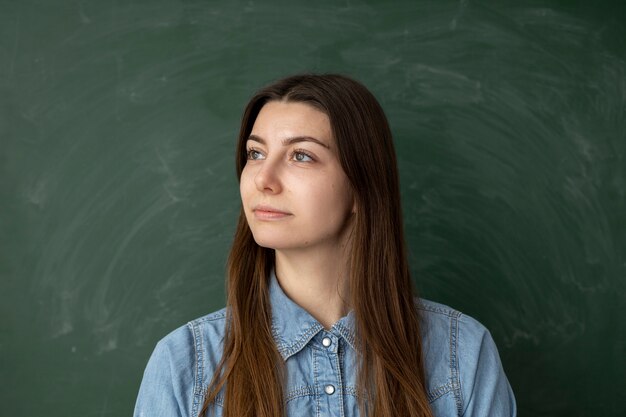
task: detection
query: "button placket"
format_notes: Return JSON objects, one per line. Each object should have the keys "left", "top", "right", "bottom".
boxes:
{"left": 314, "top": 332, "right": 343, "bottom": 415}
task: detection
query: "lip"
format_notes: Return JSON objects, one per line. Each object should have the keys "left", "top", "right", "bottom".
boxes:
{"left": 252, "top": 205, "right": 293, "bottom": 220}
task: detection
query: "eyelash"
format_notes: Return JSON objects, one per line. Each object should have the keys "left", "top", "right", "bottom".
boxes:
{"left": 246, "top": 148, "right": 263, "bottom": 160}
{"left": 290, "top": 149, "right": 315, "bottom": 162}
{"left": 245, "top": 148, "right": 315, "bottom": 162}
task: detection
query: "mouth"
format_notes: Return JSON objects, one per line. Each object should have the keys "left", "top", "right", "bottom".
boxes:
{"left": 252, "top": 205, "right": 293, "bottom": 220}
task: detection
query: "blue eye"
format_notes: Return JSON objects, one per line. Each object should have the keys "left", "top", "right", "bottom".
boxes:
{"left": 246, "top": 149, "right": 264, "bottom": 160}
{"left": 292, "top": 150, "right": 314, "bottom": 162}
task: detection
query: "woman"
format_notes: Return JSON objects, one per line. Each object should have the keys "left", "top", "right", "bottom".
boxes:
{"left": 134, "top": 74, "right": 516, "bottom": 417}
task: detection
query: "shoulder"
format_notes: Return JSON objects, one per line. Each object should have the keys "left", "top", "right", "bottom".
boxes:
{"left": 169, "top": 307, "right": 229, "bottom": 388}
{"left": 415, "top": 298, "right": 516, "bottom": 416}
{"left": 416, "top": 297, "right": 489, "bottom": 347}
{"left": 134, "top": 308, "right": 228, "bottom": 417}
{"left": 185, "top": 307, "right": 228, "bottom": 345}
{"left": 156, "top": 307, "right": 228, "bottom": 361}
{"left": 416, "top": 297, "right": 489, "bottom": 386}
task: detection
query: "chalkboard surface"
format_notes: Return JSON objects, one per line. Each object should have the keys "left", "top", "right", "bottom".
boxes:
{"left": 1, "top": 1, "right": 624, "bottom": 416}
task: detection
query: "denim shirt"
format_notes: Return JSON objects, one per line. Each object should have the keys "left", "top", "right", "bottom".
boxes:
{"left": 134, "top": 272, "right": 516, "bottom": 417}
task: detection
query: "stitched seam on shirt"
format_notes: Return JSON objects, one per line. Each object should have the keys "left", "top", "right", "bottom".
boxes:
{"left": 191, "top": 321, "right": 205, "bottom": 395}
{"left": 313, "top": 348, "right": 321, "bottom": 417}
{"left": 343, "top": 386, "right": 362, "bottom": 398}
{"left": 188, "top": 321, "right": 204, "bottom": 417}
{"left": 271, "top": 322, "right": 290, "bottom": 359}
{"left": 334, "top": 342, "right": 345, "bottom": 417}
{"left": 334, "top": 322, "right": 356, "bottom": 351}
{"left": 449, "top": 311, "right": 463, "bottom": 416}
{"left": 191, "top": 310, "right": 227, "bottom": 325}
{"left": 285, "top": 385, "right": 317, "bottom": 402}
{"left": 417, "top": 303, "right": 459, "bottom": 318}
{"left": 283, "top": 385, "right": 362, "bottom": 404}
{"left": 427, "top": 381, "right": 454, "bottom": 403}
{"left": 337, "top": 349, "right": 366, "bottom": 400}
{"left": 190, "top": 307, "right": 226, "bottom": 414}
{"left": 281, "top": 323, "right": 324, "bottom": 360}
{"left": 191, "top": 323, "right": 206, "bottom": 417}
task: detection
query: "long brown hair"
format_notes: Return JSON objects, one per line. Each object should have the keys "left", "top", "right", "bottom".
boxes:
{"left": 200, "top": 74, "right": 433, "bottom": 417}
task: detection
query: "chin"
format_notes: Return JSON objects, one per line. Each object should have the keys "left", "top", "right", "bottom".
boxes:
{"left": 252, "top": 239, "right": 294, "bottom": 251}
{"left": 250, "top": 233, "right": 308, "bottom": 251}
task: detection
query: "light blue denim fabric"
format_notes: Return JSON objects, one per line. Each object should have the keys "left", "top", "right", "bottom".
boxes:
{"left": 134, "top": 271, "right": 516, "bottom": 416}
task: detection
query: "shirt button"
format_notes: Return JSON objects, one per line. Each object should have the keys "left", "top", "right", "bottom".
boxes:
{"left": 322, "top": 337, "right": 332, "bottom": 347}
{"left": 324, "top": 385, "right": 335, "bottom": 395}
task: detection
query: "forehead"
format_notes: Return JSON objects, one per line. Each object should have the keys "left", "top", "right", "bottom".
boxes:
{"left": 251, "top": 101, "right": 332, "bottom": 141}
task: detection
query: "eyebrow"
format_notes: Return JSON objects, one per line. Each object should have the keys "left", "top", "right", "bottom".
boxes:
{"left": 247, "top": 134, "right": 330, "bottom": 149}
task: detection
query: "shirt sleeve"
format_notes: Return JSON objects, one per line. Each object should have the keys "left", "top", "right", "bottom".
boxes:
{"left": 133, "top": 326, "right": 196, "bottom": 417}
{"left": 458, "top": 315, "right": 517, "bottom": 417}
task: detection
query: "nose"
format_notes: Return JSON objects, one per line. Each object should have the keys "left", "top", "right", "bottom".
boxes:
{"left": 254, "top": 158, "right": 282, "bottom": 194}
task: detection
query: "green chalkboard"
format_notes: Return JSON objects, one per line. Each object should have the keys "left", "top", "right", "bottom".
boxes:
{"left": 1, "top": 1, "right": 624, "bottom": 416}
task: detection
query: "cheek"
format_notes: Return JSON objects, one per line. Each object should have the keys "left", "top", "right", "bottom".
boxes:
{"left": 239, "top": 168, "right": 254, "bottom": 202}
{"left": 310, "top": 178, "right": 353, "bottom": 216}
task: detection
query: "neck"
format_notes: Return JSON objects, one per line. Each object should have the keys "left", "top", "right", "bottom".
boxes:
{"left": 274, "top": 240, "right": 352, "bottom": 330}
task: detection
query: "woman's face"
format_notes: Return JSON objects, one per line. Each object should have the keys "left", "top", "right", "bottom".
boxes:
{"left": 240, "top": 100, "right": 355, "bottom": 252}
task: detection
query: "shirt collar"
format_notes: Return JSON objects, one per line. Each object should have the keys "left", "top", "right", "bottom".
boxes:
{"left": 269, "top": 269, "right": 357, "bottom": 360}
